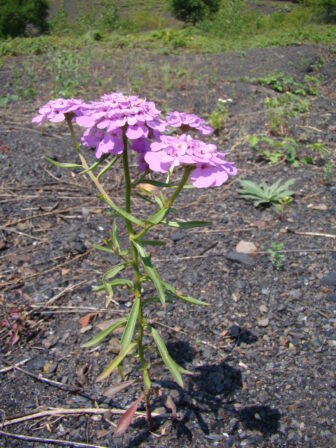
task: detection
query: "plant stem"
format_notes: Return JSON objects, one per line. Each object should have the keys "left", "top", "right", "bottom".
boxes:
{"left": 121, "top": 128, "right": 152, "bottom": 428}
{"left": 133, "top": 166, "right": 192, "bottom": 241}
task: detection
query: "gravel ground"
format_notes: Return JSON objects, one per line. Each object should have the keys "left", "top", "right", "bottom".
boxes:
{"left": 0, "top": 43, "right": 335, "bottom": 447}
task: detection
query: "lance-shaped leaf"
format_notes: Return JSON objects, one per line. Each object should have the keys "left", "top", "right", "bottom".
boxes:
{"left": 91, "top": 243, "right": 114, "bottom": 254}
{"left": 103, "top": 263, "right": 127, "bottom": 281}
{"left": 150, "top": 326, "right": 184, "bottom": 388}
{"left": 136, "top": 179, "right": 176, "bottom": 188}
{"left": 97, "top": 155, "right": 119, "bottom": 180}
{"left": 97, "top": 341, "right": 137, "bottom": 382}
{"left": 163, "top": 281, "right": 209, "bottom": 307}
{"left": 111, "top": 202, "right": 145, "bottom": 228}
{"left": 120, "top": 297, "right": 140, "bottom": 355}
{"left": 82, "top": 317, "right": 127, "bottom": 348}
{"left": 79, "top": 153, "right": 109, "bottom": 175}
{"left": 164, "top": 220, "right": 211, "bottom": 229}
{"left": 45, "top": 157, "right": 82, "bottom": 169}
{"left": 111, "top": 220, "right": 120, "bottom": 252}
{"left": 114, "top": 395, "right": 144, "bottom": 438}
{"left": 146, "top": 207, "right": 170, "bottom": 225}
{"left": 132, "top": 241, "right": 165, "bottom": 306}
{"left": 93, "top": 278, "right": 133, "bottom": 292}
{"left": 139, "top": 239, "right": 166, "bottom": 247}
{"left": 103, "top": 380, "right": 135, "bottom": 398}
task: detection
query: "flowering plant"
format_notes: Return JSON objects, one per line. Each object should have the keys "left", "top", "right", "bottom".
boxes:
{"left": 33, "top": 93, "right": 237, "bottom": 434}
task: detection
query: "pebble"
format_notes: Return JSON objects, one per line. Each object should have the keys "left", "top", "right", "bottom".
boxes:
{"left": 259, "top": 304, "right": 268, "bottom": 313}
{"left": 258, "top": 318, "right": 269, "bottom": 327}
{"left": 327, "top": 294, "right": 336, "bottom": 303}
{"left": 225, "top": 252, "right": 255, "bottom": 267}
{"left": 321, "top": 272, "right": 336, "bottom": 287}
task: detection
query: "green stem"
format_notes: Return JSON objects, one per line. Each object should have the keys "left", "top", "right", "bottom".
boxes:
{"left": 121, "top": 128, "right": 152, "bottom": 428}
{"left": 133, "top": 166, "right": 192, "bottom": 241}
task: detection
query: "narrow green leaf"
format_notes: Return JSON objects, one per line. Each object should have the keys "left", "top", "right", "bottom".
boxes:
{"left": 82, "top": 318, "right": 127, "bottom": 348}
{"left": 136, "top": 179, "right": 176, "bottom": 188}
{"left": 97, "top": 155, "right": 119, "bottom": 180}
{"left": 132, "top": 241, "right": 165, "bottom": 306}
{"left": 147, "top": 207, "right": 170, "bottom": 225}
{"left": 111, "top": 220, "right": 120, "bottom": 252}
{"left": 103, "top": 263, "right": 127, "bottom": 281}
{"left": 139, "top": 239, "right": 166, "bottom": 247}
{"left": 97, "top": 342, "right": 137, "bottom": 382}
{"left": 79, "top": 154, "right": 109, "bottom": 175}
{"left": 163, "top": 281, "right": 208, "bottom": 306}
{"left": 111, "top": 202, "right": 145, "bottom": 228}
{"left": 45, "top": 157, "right": 82, "bottom": 169}
{"left": 93, "top": 278, "right": 133, "bottom": 292}
{"left": 91, "top": 243, "right": 114, "bottom": 254}
{"left": 120, "top": 297, "right": 140, "bottom": 355}
{"left": 164, "top": 220, "right": 211, "bottom": 229}
{"left": 150, "top": 326, "right": 184, "bottom": 388}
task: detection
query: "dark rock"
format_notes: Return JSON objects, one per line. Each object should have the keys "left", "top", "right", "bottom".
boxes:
{"left": 229, "top": 324, "right": 241, "bottom": 338}
{"left": 171, "top": 231, "right": 185, "bottom": 242}
{"left": 321, "top": 272, "right": 336, "bottom": 287}
{"left": 225, "top": 252, "right": 255, "bottom": 267}
{"left": 326, "top": 294, "right": 336, "bottom": 303}
{"left": 27, "top": 356, "right": 45, "bottom": 371}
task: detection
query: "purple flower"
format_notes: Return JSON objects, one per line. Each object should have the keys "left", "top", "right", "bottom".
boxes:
{"left": 145, "top": 134, "right": 237, "bottom": 188}
{"left": 32, "top": 98, "right": 86, "bottom": 126}
{"left": 166, "top": 111, "right": 213, "bottom": 136}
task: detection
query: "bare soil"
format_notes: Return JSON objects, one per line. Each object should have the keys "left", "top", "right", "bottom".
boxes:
{"left": 0, "top": 43, "right": 336, "bottom": 447}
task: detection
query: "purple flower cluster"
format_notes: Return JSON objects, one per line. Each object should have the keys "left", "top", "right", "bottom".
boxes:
{"left": 32, "top": 98, "right": 85, "bottom": 126}
{"left": 32, "top": 93, "right": 237, "bottom": 188}
{"left": 166, "top": 111, "right": 213, "bottom": 136}
{"left": 145, "top": 134, "right": 237, "bottom": 188}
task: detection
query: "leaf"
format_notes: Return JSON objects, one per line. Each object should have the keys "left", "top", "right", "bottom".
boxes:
{"left": 79, "top": 154, "right": 109, "bottom": 175}
{"left": 136, "top": 179, "right": 176, "bottom": 188}
{"left": 139, "top": 239, "right": 166, "bottom": 247}
{"left": 97, "top": 342, "right": 137, "bottom": 381}
{"left": 97, "top": 155, "right": 120, "bottom": 180}
{"left": 82, "top": 317, "right": 127, "bottom": 348}
{"left": 146, "top": 207, "right": 170, "bottom": 225}
{"left": 163, "top": 281, "right": 208, "bottom": 307}
{"left": 165, "top": 395, "right": 177, "bottom": 419}
{"left": 132, "top": 241, "right": 165, "bottom": 306}
{"left": 79, "top": 312, "right": 98, "bottom": 329}
{"left": 120, "top": 297, "right": 140, "bottom": 355}
{"left": 93, "top": 278, "right": 133, "bottom": 292}
{"left": 150, "top": 326, "right": 184, "bottom": 387}
{"left": 103, "top": 380, "right": 135, "bottom": 398}
{"left": 103, "top": 263, "right": 126, "bottom": 281}
{"left": 111, "top": 220, "right": 120, "bottom": 252}
{"left": 114, "top": 395, "right": 143, "bottom": 438}
{"left": 45, "top": 157, "right": 82, "bottom": 169}
{"left": 165, "top": 220, "right": 211, "bottom": 229}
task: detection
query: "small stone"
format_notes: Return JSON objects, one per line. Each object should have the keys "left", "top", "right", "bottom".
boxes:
{"left": 229, "top": 324, "right": 241, "bottom": 338}
{"left": 327, "top": 294, "right": 336, "bottom": 303}
{"left": 225, "top": 252, "right": 255, "bottom": 267}
{"left": 328, "top": 340, "right": 336, "bottom": 347}
{"left": 236, "top": 241, "right": 258, "bottom": 255}
{"left": 171, "top": 231, "right": 184, "bottom": 242}
{"left": 258, "top": 318, "right": 269, "bottom": 327}
{"left": 259, "top": 304, "right": 268, "bottom": 313}
{"left": 321, "top": 272, "right": 336, "bottom": 287}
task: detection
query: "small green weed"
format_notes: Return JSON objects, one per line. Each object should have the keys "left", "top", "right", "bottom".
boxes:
{"left": 238, "top": 178, "right": 295, "bottom": 207}
{"left": 324, "top": 160, "right": 333, "bottom": 185}
{"left": 247, "top": 135, "right": 314, "bottom": 167}
{"left": 265, "top": 93, "right": 310, "bottom": 136}
{"left": 268, "top": 242, "right": 284, "bottom": 270}
{"left": 0, "top": 94, "right": 19, "bottom": 108}
{"left": 207, "top": 98, "right": 231, "bottom": 134}
{"left": 257, "top": 72, "right": 320, "bottom": 96}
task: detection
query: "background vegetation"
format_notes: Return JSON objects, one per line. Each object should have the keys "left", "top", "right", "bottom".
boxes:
{"left": 0, "top": 0, "right": 335, "bottom": 55}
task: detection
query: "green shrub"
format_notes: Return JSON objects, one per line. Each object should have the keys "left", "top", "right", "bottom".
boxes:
{"left": 304, "top": 0, "right": 336, "bottom": 22}
{"left": 171, "top": 0, "right": 220, "bottom": 24}
{"left": 0, "top": 0, "right": 49, "bottom": 38}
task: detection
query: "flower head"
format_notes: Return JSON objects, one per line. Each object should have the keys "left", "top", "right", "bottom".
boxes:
{"left": 32, "top": 98, "right": 85, "bottom": 126}
{"left": 145, "top": 134, "right": 237, "bottom": 188}
{"left": 166, "top": 111, "right": 213, "bottom": 135}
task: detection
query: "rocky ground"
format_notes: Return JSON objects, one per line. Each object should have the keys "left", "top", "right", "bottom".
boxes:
{"left": 0, "top": 43, "right": 335, "bottom": 447}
